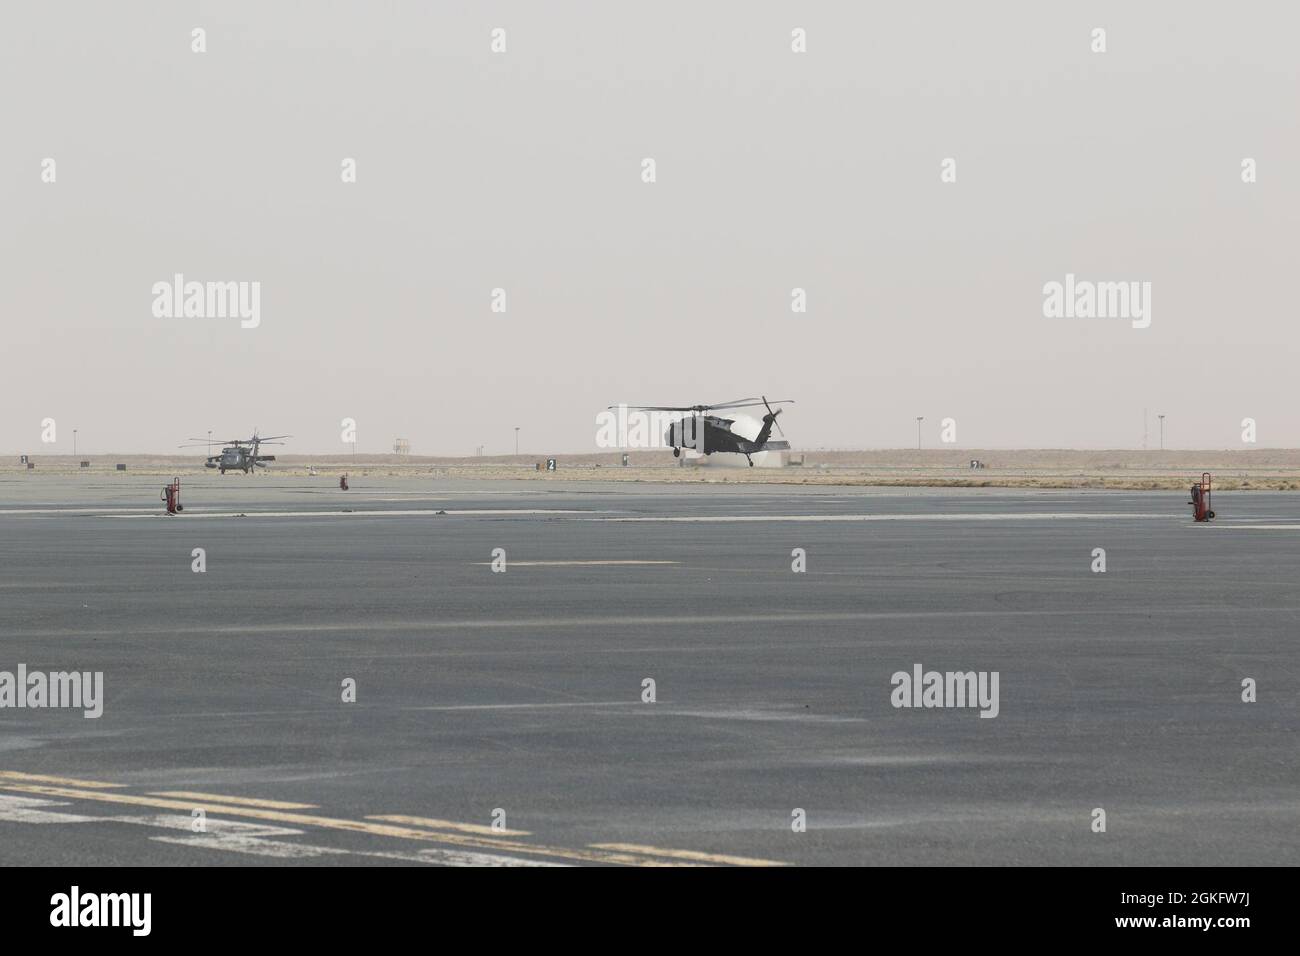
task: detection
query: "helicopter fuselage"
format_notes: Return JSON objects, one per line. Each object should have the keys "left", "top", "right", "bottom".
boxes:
{"left": 664, "top": 414, "right": 787, "bottom": 462}
{"left": 187, "top": 431, "right": 288, "bottom": 474}
{"left": 205, "top": 446, "right": 274, "bottom": 473}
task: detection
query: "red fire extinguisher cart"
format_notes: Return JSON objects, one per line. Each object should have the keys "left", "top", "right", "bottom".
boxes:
{"left": 1189, "top": 472, "right": 1214, "bottom": 521}
{"left": 162, "top": 477, "right": 183, "bottom": 515}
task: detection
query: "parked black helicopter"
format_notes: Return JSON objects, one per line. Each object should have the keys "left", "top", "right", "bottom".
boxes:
{"left": 613, "top": 396, "right": 793, "bottom": 466}
{"left": 180, "top": 431, "right": 291, "bottom": 474}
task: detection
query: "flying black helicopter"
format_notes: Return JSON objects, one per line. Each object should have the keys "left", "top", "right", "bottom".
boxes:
{"left": 612, "top": 396, "right": 793, "bottom": 466}
{"left": 180, "top": 430, "right": 291, "bottom": 474}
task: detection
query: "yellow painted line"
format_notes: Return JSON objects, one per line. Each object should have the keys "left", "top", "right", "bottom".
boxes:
{"left": 151, "top": 791, "right": 318, "bottom": 810}
{"left": 471, "top": 560, "right": 679, "bottom": 567}
{"left": 0, "top": 780, "right": 701, "bottom": 867}
{"left": 367, "top": 814, "right": 529, "bottom": 837}
{"left": 0, "top": 771, "right": 124, "bottom": 790}
{"left": 590, "top": 843, "right": 788, "bottom": 867}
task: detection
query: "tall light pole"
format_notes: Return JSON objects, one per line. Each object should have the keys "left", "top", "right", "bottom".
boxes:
{"left": 915, "top": 416, "right": 924, "bottom": 451}
{"left": 207, "top": 429, "right": 212, "bottom": 457}
{"left": 515, "top": 427, "right": 520, "bottom": 456}
{"left": 73, "top": 429, "right": 77, "bottom": 457}
{"left": 1158, "top": 414, "right": 1165, "bottom": 451}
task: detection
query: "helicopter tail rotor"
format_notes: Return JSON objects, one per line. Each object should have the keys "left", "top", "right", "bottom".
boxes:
{"left": 762, "top": 395, "right": 785, "bottom": 437}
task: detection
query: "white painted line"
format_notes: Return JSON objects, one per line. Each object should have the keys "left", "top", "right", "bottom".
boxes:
{"left": 585, "top": 512, "right": 1175, "bottom": 523}
{"left": 150, "top": 821, "right": 554, "bottom": 864}
{"left": 0, "top": 508, "right": 160, "bottom": 515}
{"left": 368, "top": 492, "right": 560, "bottom": 499}
{"left": 150, "top": 833, "right": 346, "bottom": 860}
{"left": 0, "top": 801, "right": 557, "bottom": 866}
{"left": 1204, "top": 524, "right": 1300, "bottom": 530}
{"left": 0, "top": 794, "right": 98, "bottom": 824}
{"left": 470, "top": 560, "right": 678, "bottom": 567}
{"left": 16, "top": 605, "right": 1280, "bottom": 641}
{"left": 648, "top": 707, "right": 867, "bottom": 724}
{"left": 403, "top": 701, "right": 641, "bottom": 712}
{"left": 359, "top": 847, "right": 566, "bottom": 867}
{"left": 99, "top": 509, "right": 592, "bottom": 519}
{"left": 120, "top": 813, "right": 303, "bottom": 839}
{"left": 590, "top": 842, "right": 786, "bottom": 867}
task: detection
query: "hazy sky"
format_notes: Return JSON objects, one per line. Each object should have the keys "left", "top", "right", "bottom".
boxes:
{"left": 3, "top": 2, "right": 1297, "bottom": 455}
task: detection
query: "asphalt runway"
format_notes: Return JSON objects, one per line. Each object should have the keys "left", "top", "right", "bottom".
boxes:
{"left": 1, "top": 474, "right": 1297, "bottom": 866}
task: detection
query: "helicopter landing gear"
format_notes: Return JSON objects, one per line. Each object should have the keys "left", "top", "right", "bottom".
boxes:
{"left": 672, "top": 447, "right": 680, "bottom": 458}
{"left": 745, "top": 455, "right": 754, "bottom": 467}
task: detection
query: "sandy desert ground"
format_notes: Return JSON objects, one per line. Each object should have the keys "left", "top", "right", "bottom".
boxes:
{"left": 5, "top": 449, "right": 1300, "bottom": 490}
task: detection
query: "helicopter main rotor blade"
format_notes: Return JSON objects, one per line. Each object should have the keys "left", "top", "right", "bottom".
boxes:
{"left": 614, "top": 405, "right": 697, "bottom": 412}
{"left": 610, "top": 398, "right": 792, "bottom": 414}
{"left": 701, "top": 398, "right": 796, "bottom": 412}
{"left": 612, "top": 398, "right": 764, "bottom": 412}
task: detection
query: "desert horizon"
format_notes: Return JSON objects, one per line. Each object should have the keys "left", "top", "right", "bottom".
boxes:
{"left": 8, "top": 447, "right": 1300, "bottom": 490}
